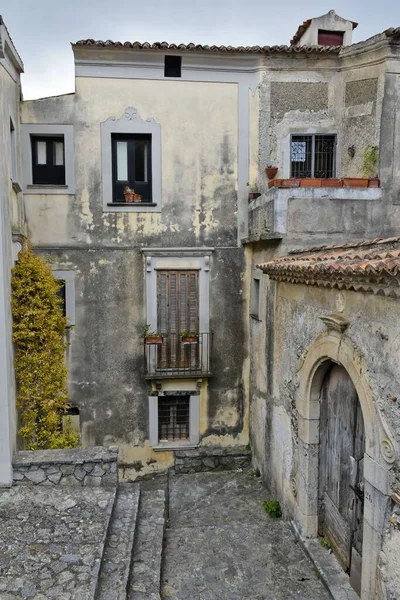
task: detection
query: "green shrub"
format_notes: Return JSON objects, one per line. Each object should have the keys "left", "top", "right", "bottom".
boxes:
{"left": 263, "top": 499, "right": 282, "bottom": 518}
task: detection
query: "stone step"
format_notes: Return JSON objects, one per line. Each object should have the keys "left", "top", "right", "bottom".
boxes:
{"left": 96, "top": 483, "right": 141, "bottom": 600}
{"left": 127, "top": 485, "right": 167, "bottom": 600}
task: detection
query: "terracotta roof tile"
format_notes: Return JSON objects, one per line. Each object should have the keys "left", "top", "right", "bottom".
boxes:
{"left": 72, "top": 39, "right": 341, "bottom": 55}
{"left": 257, "top": 236, "right": 400, "bottom": 296}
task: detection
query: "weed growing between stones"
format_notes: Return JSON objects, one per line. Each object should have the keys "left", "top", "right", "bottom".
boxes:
{"left": 12, "top": 241, "right": 79, "bottom": 449}
{"left": 319, "top": 536, "right": 332, "bottom": 551}
{"left": 263, "top": 499, "right": 282, "bottom": 518}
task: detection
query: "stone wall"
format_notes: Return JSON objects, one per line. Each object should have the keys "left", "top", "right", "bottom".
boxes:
{"left": 174, "top": 446, "right": 251, "bottom": 474}
{"left": 12, "top": 446, "right": 118, "bottom": 487}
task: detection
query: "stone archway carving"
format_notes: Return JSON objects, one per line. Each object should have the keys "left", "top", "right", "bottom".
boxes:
{"left": 294, "top": 330, "right": 396, "bottom": 600}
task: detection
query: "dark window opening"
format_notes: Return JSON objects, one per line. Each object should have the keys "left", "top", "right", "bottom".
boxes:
{"left": 318, "top": 30, "right": 344, "bottom": 46}
{"left": 31, "top": 135, "right": 65, "bottom": 185}
{"left": 56, "top": 280, "right": 67, "bottom": 318}
{"left": 111, "top": 133, "right": 152, "bottom": 202}
{"left": 291, "top": 134, "right": 336, "bottom": 178}
{"left": 164, "top": 55, "right": 182, "bottom": 78}
{"left": 158, "top": 396, "right": 190, "bottom": 441}
{"left": 67, "top": 406, "right": 80, "bottom": 416}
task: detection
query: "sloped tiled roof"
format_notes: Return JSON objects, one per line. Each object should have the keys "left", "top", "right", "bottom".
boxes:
{"left": 72, "top": 39, "right": 341, "bottom": 54}
{"left": 257, "top": 236, "right": 400, "bottom": 297}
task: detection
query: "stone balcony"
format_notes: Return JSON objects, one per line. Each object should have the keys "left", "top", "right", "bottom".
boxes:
{"left": 243, "top": 184, "right": 383, "bottom": 244}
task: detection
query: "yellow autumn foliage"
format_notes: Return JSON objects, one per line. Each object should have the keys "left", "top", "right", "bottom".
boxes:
{"left": 11, "top": 242, "right": 79, "bottom": 449}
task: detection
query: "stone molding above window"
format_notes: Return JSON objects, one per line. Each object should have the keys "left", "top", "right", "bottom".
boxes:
{"left": 101, "top": 107, "right": 162, "bottom": 213}
{"left": 21, "top": 124, "right": 75, "bottom": 195}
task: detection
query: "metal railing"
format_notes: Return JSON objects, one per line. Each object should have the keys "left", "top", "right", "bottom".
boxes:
{"left": 144, "top": 332, "right": 213, "bottom": 379}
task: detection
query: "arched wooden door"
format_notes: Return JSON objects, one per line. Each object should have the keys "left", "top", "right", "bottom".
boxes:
{"left": 318, "top": 364, "right": 365, "bottom": 596}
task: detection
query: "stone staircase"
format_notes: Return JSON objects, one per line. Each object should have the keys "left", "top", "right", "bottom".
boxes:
{"left": 96, "top": 478, "right": 167, "bottom": 600}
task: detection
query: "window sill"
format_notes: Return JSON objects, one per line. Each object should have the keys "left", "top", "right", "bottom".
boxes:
{"left": 27, "top": 184, "right": 68, "bottom": 189}
{"left": 107, "top": 202, "right": 157, "bottom": 207}
{"left": 152, "top": 443, "right": 198, "bottom": 452}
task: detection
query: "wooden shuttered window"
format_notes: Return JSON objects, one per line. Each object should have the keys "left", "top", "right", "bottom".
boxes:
{"left": 157, "top": 270, "right": 199, "bottom": 369}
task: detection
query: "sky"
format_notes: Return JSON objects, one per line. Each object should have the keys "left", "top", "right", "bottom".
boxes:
{"left": 1, "top": 0, "right": 400, "bottom": 100}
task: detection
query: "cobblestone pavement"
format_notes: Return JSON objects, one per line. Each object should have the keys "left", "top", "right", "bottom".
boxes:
{"left": 0, "top": 485, "right": 115, "bottom": 599}
{"left": 161, "top": 471, "right": 331, "bottom": 600}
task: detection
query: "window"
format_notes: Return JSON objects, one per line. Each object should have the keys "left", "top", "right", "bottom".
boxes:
{"left": 291, "top": 134, "right": 336, "bottom": 178}
{"left": 111, "top": 134, "right": 152, "bottom": 203}
{"left": 164, "top": 55, "right": 181, "bottom": 78}
{"left": 318, "top": 30, "right": 344, "bottom": 46}
{"left": 10, "top": 119, "right": 17, "bottom": 182}
{"left": 149, "top": 392, "right": 200, "bottom": 448}
{"left": 53, "top": 270, "right": 75, "bottom": 326}
{"left": 31, "top": 135, "right": 65, "bottom": 185}
{"left": 250, "top": 277, "right": 261, "bottom": 319}
{"left": 158, "top": 396, "right": 190, "bottom": 441}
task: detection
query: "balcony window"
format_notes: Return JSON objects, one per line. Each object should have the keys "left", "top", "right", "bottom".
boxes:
{"left": 291, "top": 134, "right": 336, "bottom": 178}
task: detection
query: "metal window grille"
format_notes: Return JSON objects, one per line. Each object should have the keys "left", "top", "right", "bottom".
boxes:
{"left": 290, "top": 134, "right": 336, "bottom": 178}
{"left": 158, "top": 396, "right": 190, "bottom": 442}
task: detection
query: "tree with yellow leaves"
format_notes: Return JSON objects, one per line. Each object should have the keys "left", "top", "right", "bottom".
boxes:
{"left": 11, "top": 242, "right": 78, "bottom": 449}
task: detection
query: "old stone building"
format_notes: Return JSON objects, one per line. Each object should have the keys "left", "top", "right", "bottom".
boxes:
{"left": 1, "top": 8, "right": 400, "bottom": 598}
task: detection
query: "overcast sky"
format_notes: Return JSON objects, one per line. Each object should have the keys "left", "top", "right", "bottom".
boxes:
{"left": 2, "top": 0, "right": 399, "bottom": 99}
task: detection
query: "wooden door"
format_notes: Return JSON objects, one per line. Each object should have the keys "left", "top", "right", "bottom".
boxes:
{"left": 157, "top": 270, "right": 199, "bottom": 370}
{"left": 318, "top": 364, "right": 365, "bottom": 596}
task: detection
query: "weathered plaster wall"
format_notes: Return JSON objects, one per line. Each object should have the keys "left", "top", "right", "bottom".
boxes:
{"left": 251, "top": 280, "right": 400, "bottom": 596}
{"left": 0, "top": 61, "right": 24, "bottom": 485}
{"left": 21, "top": 76, "right": 249, "bottom": 477}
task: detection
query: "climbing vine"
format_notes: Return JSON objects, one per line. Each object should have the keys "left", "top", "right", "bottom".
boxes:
{"left": 11, "top": 241, "right": 78, "bottom": 449}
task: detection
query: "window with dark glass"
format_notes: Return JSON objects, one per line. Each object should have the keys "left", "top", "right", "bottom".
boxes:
{"left": 111, "top": 133, "right": 152, "bottom": 202}
{"left": 164, "top": 55, "right": 181, "bottom": 78}
{"left": 158, "top": 395, "right": 190, "bottom": 441}
{"left": 31, "top": 135, "right": 65, "bottom": 185}
{"left": 56, "top": 280, "right": 67, "bottom": 318}
{"left": 290, "top": 134, "right": 336, "bottom": 178}
{"left": 318, "top": 30, "right": 344, "bottom": 46}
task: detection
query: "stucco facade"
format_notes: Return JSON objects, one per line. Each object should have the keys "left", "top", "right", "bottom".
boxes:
{"left": 0, "top": 17, "right": 24, "bottom": 486}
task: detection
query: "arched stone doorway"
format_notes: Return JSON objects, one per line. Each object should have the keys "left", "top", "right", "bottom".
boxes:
{"left": 318, "top": 363, "right": 365, "bottom": 595}
{"left": 294, "top": 330, "right": 396, "bottom": 600}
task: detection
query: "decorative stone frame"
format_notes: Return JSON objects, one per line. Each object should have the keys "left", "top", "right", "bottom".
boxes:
{"left": 101, "top": 107, "right": 161, "bottom": 213}
{"left": 149, "top": 392, "right": 200, "bottom": 450}
{"left": 294, "top": 329, "right": 396, "bottom": 600}
{"left": 21, "top": 124, "right": 75, "bottom": 195}
{"left": 52, "top": 270, "right": 75, "bottom": 327}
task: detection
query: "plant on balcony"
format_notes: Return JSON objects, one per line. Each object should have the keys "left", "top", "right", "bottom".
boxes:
{"left": 180, "top": 329, "right": 199, "bottom": 343}
{"left": 247, "top": 182, "right": 261, "bottom": 202}
{"left": 124, "top": 186, "right": 142, "bottom": 203}
{"left": 265, "top": 165, "right": 278, "bottom": 180}
{"left": 362, "top": 145, "right": 380, "bottom": 187}
{"left": 141, "top": 323, "right": 163, "bottom": 344}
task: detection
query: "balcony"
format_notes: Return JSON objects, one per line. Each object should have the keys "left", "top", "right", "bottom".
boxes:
{"left": 144, "top": 333, "right": 213, "bottom": 379}
{"left": 243, "top": 180, "right": 383, "bottom": 244}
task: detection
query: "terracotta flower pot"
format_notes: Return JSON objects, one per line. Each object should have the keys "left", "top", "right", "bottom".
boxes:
{"left": 133, "top": 193, "right": 142, "bottom": 202}
{"left": 145, "top": 335, "right": 163, "bottom": 344}
{"left": 368, "top": 178, "right": 380, "bottom": 188}
{"left": 343, "top": 178, "right": 369, "bottom": 188}
{"left": 265, "top": 167, "right": 278, "bottom": 180}
{"left": 300, "top": 178, "right": 322, "bottom": 188}
{"left": 268, "top": 179, "right": 283, "bottom": 189}
{"left": 323, "top": 179, "right": 343, "bottom": 188}
{"left": 124, "top": 192, "right": 135, "bottom": 203}
{"left": 281, "top": 179, "right": 300, "bottom": 188}
{"left": 182, "top": 336, "right": 198, "bottom": 343}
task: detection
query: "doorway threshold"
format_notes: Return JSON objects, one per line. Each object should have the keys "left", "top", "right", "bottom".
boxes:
{"left": 291, "top": 522, "right": 360, "bottom": 600}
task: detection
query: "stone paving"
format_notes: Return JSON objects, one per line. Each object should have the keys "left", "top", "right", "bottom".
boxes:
{"left": 161, "top": 471, "right": 331, "bottom": 600}
{"left": 0, "top": 485, "right": 115, "bottom": 600}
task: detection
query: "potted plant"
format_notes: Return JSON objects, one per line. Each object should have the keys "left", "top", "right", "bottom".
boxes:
{"left": 247, "top": 183, "right": 261, "bottom": 202}
{"left": 124, "top": 186, "right": 142, "bottom": 203}
{"left": 141, "top": 324, "right": 163, "bottom": 344}
{"left": 362, "top": 145, "right": 380, "bottom": 187}
{"left": 265, "top": 165, "right": 278, "bottom": 180}
{"left": 180, "top": 329, "right": 199, "bottom": 343}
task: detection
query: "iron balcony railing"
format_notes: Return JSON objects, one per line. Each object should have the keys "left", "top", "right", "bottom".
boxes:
{"left": 144, "top": 332, "right": 213, "bottom": 379}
